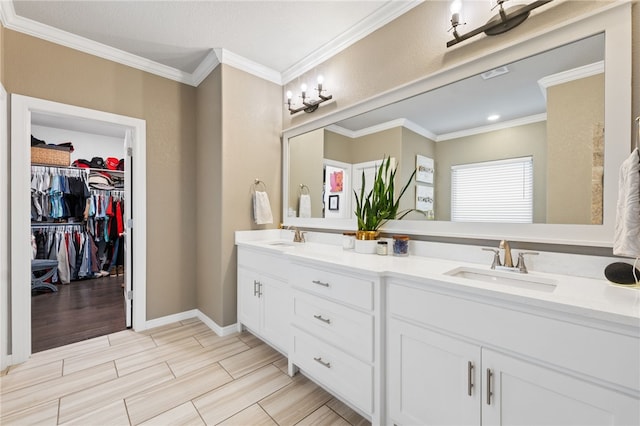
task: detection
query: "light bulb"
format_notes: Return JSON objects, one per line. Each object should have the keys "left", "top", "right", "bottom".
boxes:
{"left": 301, "top": 83, "right": 307, "bottom": 92}
{"left": 317, "top": 75, "right": 324, "bottom": 85}
{"left": 450, "top": 0, "right": 462, "bottom": 14}
{"left": 286, "top": 91, "right": 293, "bottom": 100}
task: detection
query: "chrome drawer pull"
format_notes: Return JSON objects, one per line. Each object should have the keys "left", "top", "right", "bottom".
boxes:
{"left": 313, "top": 356, "right": 331, "bottom": 368}
{"left": 467, "top": 361, "right": 474, "bottom": 396}
{"left": 312, "top": 280, "right": 330, "bottom": 287}
{"left": 486, "top": 368, "right": 493, "bottom": 405}
{"left": 313, "top": 314, "right": 331, "bottom": 324}
{"left": 253, "top": 280, "right": 260, "bottom": 296}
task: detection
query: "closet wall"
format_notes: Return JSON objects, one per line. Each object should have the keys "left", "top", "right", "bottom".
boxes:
{"left": 2, "top": 27, "right": 198, "bottom": 321}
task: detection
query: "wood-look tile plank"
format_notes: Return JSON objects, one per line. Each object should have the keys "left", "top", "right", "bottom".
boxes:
{"left": 0, "top": 399, "right": 59, "bottom": 426}
{"left": 0, "top": 360, "right": 63, "bottom": 394}
{"left": 108, "top": 329, "right": 155, "bottom": 347}
{"left": 0, "top": 361, "right": 117, "bottom": 417}
{"left": 58, "top": 363, "right": 173, "bottom": 424}
{"left": 296, "top": 405, "right": 351, "bottom": 426}
{"left": 194, "top": 330, "right": 240, "bottom": 348}
{"left": 273, "top": 357, "right": 289, "bottom": 375}
{"left": 326, "top": 398, "right": 371, "bottom": 426}
{"left": 259, "top": 374, "right": 333, "bottom": 426}
{"left": 58, "top": 399, "right": 130, "bottom": 426}
{"left": 63, "top": 334, "right": 156, "bottom": 375}
{"left": 168, "top": 339, "right": 250, "bottom": 377}
{"left": 194, "top": 365, "right": 292, "bottom": 426}
{"left": 238, "top": 331, "right": 265, "bottom": 348}
{"left": 150, "top": 322, "right": 211, "bottom": 346}
{"left": 138, "top": 401, "right": 205, "bottom": 426}
{"left": 140, "top": 322, "right": 182, "bottom": 336}
{"left": 217, "top": 403, "right": 277, "bottom": 426}
{"left": 218, "top": 343, "right": 283, "bottom": 379}
{"left": 180, "top": 317, "right": 200, "bottom": 325}
{"left": 7, "top": 336, "right": 110, "bottom": 374}
{"left": 115, "top": 337, "right": 201, "bottom": 377}
{"left": 126, "top": 363, "right": 233, "bottom": 425}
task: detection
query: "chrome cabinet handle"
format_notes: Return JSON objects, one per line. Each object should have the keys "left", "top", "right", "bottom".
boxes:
{"left": 253, "top": 280, "right": 259, "bottom": 296}
{"left": 313, "top": 314, "right": 331, "bottom": 324}
{"left": 312, "top": 280, "right": 330, "bottom": 287}
{"left": 486, "top": 368, "right": 493, "bottom": 405}
{"left": 314, "top": 357, "right": 331, "bottom": 368}
{"left": 467, "top": 361, "right": 474, "bottom": 396}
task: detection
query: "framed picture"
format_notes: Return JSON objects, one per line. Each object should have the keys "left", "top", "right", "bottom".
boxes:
{"left": 416, "top": 184, "right": 434, "bottom": 212}
{"left": 328, "top": 194, "right": 340, "bottom": 211}
{"left": 416, "top": 155, "right": 434, "bottom": 184}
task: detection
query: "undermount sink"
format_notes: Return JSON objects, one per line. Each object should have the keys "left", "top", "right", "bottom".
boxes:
{"left": 266, "top": 241, "right": 295, "bottom": 247}
{"left": 445, "top": 267, "right": 557, "bottom": 293}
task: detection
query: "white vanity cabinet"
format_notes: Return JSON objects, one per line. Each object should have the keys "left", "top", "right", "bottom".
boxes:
{"left": 288, "top": 260, "right": 381, "bottom": 422}
{"left": 387, "top": 278, "right": 640, "bottom": 426}
{"left": 237, "top": 246, "right": 290, "bottom": 354}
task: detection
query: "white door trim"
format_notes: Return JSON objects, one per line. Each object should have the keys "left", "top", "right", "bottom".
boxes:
{"left": 10, "top": 94, "right": 147, "bottom": 364}
{"left": 0, "top": 83, "right": 9, "bottom": 371}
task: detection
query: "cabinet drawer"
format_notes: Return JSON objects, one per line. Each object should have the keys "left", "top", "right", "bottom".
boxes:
{"left": 238, "top": 247, "right": 287, "bottom": 279}
{"left": 291, "top": 329, "right": 373, "bottom": 414}
{"left": 293, "top": 291, "right": 374, "bottom": 362}
{"left": 290, "top": 264, "right": 373, "bottom": 310}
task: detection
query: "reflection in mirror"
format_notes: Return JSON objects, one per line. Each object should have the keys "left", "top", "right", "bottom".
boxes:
{"left": 287, "top": 33, "right": 605, "bottom": 225}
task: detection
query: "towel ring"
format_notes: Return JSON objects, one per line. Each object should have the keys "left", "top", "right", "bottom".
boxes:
{"left": 252, "top": 179, "right": 267, "bottom": 194}
{"left": 299, "top": 184, "right": 310, "bottom": 195}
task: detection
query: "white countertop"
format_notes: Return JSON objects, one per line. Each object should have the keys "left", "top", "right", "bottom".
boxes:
{"left": 237, "top": 237, "right": 640, "bottom": 329}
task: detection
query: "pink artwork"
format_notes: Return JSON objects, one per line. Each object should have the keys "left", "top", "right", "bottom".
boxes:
{"left": 330, "top": 171, "right": 343, "bottom": 193}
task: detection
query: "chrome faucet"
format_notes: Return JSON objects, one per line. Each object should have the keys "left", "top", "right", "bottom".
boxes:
{"left": 499, "top": 240, "right": 514, "bottom": 268}
{"left": 288, "top": 226, "right": 306, "bottom": 243}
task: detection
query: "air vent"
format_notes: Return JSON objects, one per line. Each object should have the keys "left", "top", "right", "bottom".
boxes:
{"left": 481, "top": 66, "right": 509, "bottom": 80}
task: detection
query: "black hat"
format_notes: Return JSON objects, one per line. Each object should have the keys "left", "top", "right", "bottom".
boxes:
{"left": 90, "top": 157, "right": 105, "bottom": 169}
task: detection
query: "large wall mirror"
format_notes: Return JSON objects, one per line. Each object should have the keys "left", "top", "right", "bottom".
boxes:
{"left": 282, "top": 4, "right": 631, "bottom": 246}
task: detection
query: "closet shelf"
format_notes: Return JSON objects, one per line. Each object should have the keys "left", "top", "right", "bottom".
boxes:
{"left": 31, "top": 163, "right": 125, "bottom": 174}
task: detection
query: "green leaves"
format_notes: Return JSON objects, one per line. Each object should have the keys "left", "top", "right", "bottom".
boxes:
{"left": 353, "top": 156, "right": 417, "bottom": 232}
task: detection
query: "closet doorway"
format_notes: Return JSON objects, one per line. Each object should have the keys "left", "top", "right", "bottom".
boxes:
{"left": 11, "top": 95, "right": 147, "bottom": 364}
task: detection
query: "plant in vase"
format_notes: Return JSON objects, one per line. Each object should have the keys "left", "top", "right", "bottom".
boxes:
{"left": 353, "top": 156, "right": 419, "bottom": 251}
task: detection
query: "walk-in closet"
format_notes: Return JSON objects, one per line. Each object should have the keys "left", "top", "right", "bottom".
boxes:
{"left": 10, "top": 95, "right": 147, "bottom": 362}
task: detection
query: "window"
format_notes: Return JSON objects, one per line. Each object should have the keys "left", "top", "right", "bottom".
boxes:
{"left": 451, "top": 156, "right": 533, "bottom": 223}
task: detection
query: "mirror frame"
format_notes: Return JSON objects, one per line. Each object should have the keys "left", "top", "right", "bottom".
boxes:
{"left": 282, "top": 3, "right": 631, "bottom": 247}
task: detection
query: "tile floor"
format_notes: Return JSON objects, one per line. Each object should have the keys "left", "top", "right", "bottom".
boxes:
{"left": 0, "top": 318, "right": 370, "bottom": 426}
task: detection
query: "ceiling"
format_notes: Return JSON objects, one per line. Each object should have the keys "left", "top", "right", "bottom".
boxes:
{"left": 3, "top": 0, "right": 421, "bottom": 86}
{"left": 333, "top": 32, "right": 604, "bottom": 138}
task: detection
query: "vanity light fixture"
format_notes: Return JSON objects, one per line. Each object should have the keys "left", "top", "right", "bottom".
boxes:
{"left": 286, "top": 75, "right": 333, "bottom": 115}
{"left": 447, "top": 0, "right": 553, "bottom": 48}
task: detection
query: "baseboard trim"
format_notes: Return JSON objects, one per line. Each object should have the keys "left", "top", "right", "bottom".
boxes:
{"left": 195, "top": 310, "right": 239, "bottom": 337}
{"left": 144, "top": 309, "right": 239, "bottom": 337}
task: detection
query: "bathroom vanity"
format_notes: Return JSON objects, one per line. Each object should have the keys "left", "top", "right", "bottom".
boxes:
{"left": 236, "top": 232, "right": 640, "bottom": 425}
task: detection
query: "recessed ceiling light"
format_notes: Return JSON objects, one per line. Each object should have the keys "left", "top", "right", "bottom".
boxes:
{"left": 487, "top": 114, "right": 500, "bottom": 121}
{"left": 481, "top": 66, "right": 509, "bottom": 80}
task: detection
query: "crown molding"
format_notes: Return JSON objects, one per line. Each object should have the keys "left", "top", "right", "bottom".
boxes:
{"left": 190, "top": 50, "right": 221, "bottom": 86}
{"left": 1, "top": 0, "right": 420, "bottom": 88}
{"left": 281, "top": 0, "right": 423, "bottom": 84}
{"left": 537, "top": 60, "right": 604, "bottom": 99}
{"left": 214, "top": 48, "right": 282, "bottom": 85}
{"left": 436, "top": 113, "right": 547, "bottom": 141}
{"left": 326, "top": 118, "right": 436, "bottom": 141}
{"left": 0, "top": 1, "right": 196, "bottom": 85}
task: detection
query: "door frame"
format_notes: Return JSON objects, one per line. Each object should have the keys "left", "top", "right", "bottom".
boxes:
{"left": 10, "top": 94, "right": 147, "bottom": 364}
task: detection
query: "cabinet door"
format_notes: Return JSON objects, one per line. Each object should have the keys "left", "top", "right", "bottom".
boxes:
{"left": 261, "top": 276, "right": 289, "bottom": 354}
{"left": 482, "top": 349, "right": 640, "bottom": 426}
{"left": 237, "top": 267, "right": 261, "bottom": 332}
{"left": 388, "top": 318, "right": 480, "bottom": 426}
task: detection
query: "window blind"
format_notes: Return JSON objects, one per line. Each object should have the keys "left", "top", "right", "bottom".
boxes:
{"left": 451, "top": 156, "right": 533, "bottom": 223}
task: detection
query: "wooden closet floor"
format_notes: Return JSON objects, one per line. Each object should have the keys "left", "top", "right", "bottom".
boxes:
{"left": 31, "top": 275, "right": 126, "bottom": 353}
{"left": 1, "top": 319, "right": 371, "bottom": 426}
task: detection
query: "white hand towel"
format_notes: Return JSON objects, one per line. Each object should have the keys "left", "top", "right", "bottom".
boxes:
{"left": 613, "top": 148, "right": 640, "bottom": 257}
{"left": 299, "top": 194, "right": 312, "bottom": 218}
{"left": 253, "top": 191, "right": 273, "bottom": 225}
